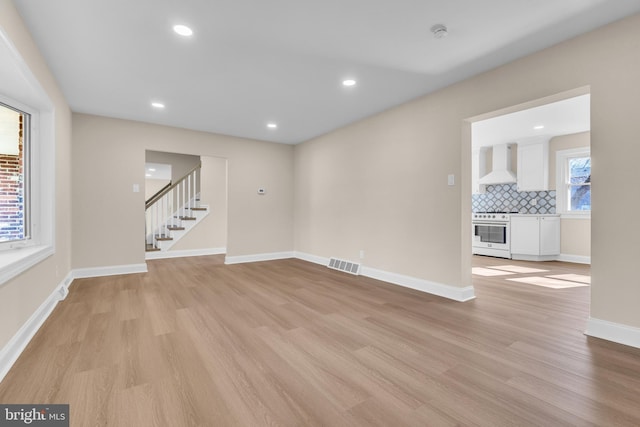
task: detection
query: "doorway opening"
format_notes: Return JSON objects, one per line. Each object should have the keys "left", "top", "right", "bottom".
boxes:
{"left": 144, "top": 150, "right": 228, "bottom": 258}
{"left": 466, "top": 88, "right": 591, "bottom": 296}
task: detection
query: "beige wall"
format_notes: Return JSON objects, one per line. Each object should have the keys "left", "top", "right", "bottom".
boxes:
{"left": 561, "top": 220, "right": 591, "bottom": 259}
{"left": 144, "top": 178, "right": 169, "bottom": 200}
{"left": 549, "top": 131, "right": 591, "bottom": 258}
{"left": 72, "top": 114, "right": 293, "bottom": 268}
{"left": 170, "top": 156, "right": 228, "bottom": 251}
{"left": 295, "top": 14, "right": 640, "bottom": 328}
{"left": 0, "top": 1, "right": 72, "bottom": 349}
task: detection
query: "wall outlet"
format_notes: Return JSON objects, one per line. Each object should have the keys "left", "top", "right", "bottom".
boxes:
{"left": 531, "top": 198, "right": 537, "bottom": 206}
{"left": 359, "top": 250, "right": 365, "bottom": 259}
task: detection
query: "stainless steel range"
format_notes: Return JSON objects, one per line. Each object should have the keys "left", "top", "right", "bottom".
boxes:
{"left": 472, "top": 212, "right": 513, "bottom": 258}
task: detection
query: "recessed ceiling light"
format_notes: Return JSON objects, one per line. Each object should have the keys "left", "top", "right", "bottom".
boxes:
{"left": 148, "top": 168, "right": 156, "bottom": 172}
{"left": 151, "top": 102, "right": 165, "bottom": 109}
{"left": 173, "top": 24, "right": 193, "bottom": 37}
{"left": 145, "top": 173, "right": 152, "bottom": 177}
{"left": 534, "top": 125, "right": 545, "bottom": 130}
{"left": 342, "top": 79, "right": 357, "bottom": 87}
{"left": 267, "top": 123, "right": 278, "bottom": 129}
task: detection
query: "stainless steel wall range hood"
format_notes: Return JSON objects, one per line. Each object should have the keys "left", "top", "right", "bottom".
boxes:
{"left": 478, "top": 143, "right": 516, "bottom": 185}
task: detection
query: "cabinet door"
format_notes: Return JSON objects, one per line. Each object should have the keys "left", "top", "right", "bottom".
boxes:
{"left": 517, "top": 141, "right": 549, "bottom": 191}
{"left": 540, "top": 216, "right": 561, "bottom": 255}
{"left": 510, "top": 216, "right": 539, "bottom": 255}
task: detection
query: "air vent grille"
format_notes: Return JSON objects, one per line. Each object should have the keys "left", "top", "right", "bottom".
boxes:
{"left": 327, "top": 257, "right": 360, "bottom": 275}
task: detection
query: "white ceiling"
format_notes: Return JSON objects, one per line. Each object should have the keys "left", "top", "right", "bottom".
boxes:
{"left": 472, "top": 94, "right": 591, "bottom": 148}
{"left": 13, "top": 0, "right": 640, "bottom": 144}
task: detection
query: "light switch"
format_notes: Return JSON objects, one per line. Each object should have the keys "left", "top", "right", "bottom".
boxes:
{"left": 133, "top": 184, "right": 140, "bottom": 193}
{"left": 447, "top": 174, "right": 455, "bottom": 186}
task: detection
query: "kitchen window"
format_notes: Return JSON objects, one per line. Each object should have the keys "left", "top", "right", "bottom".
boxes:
{"left": 556, "top": 147, "right": 590, "bottom": 218}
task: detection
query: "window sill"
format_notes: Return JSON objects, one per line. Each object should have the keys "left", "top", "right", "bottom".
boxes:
{"left": 560, "top": 213, "right": 591, "bottom": 220}
{"left": 0, "top": 245, "right": 54, "bottom": 287}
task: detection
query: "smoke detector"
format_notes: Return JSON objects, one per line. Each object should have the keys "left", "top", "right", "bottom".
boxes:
{"left": 431, "top": 24, "right": 448, "bottom": 39}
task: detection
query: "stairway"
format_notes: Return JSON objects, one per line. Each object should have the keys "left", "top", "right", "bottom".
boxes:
{"left": 145, "top": 163, "right": 210, "bottom": 258}
{"left": 145, "top": 203, "right": 210, "bottom": 256}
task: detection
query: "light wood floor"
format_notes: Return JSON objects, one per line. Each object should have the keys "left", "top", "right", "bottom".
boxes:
{"left": 1, "top": 255, "right": 640, "bottom": 426}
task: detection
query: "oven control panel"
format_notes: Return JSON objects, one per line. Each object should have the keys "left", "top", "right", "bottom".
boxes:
{"left": 473, "top": 213, "right": 510, "bottom": 221}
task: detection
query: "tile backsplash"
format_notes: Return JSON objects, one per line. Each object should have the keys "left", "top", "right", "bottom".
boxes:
{"left": 472, "top": 183, "right": 556, "bottom": 214}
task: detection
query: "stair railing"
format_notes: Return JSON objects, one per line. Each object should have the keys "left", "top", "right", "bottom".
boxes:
{"left": 145, "top": 163, "right": 201, "bottom": 248}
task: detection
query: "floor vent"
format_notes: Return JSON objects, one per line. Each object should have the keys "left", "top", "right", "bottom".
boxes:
{"left": 328, "top": 258, "right": 361, "bottom": 275}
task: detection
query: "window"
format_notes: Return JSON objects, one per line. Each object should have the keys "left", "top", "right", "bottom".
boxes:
{"left": 0, "top": 103, "right": 29, "bottom": 244}
{"left": 0, "top": 28, "right": 55, "bottom": 286}
{"left": 556, "top": 147, "right": 590, "bottom": 217}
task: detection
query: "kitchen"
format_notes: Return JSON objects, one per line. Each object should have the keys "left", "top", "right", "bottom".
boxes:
{"left": 471, "top": 94, "right": 591, "bottom": 267}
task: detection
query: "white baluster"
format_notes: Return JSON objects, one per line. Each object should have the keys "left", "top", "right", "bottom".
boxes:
{"left": 155, "top": 203, "right": 159, "bottom": 244}
{"left": 161, "top": 195, "right": 165, "bottom": 237}
{"left": 182, "top": 180, "right": 185, "bottom": 218}
{"left": 169, "top": 187, "right": 173, "bottom": 227}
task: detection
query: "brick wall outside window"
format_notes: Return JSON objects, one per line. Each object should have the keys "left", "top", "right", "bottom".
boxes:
{"left": 0, "top": 114, "right": 24, "bottom": 241}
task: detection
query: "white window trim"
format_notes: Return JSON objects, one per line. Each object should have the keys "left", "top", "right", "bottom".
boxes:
{"left": 0, "top": 28, "right": 55, "bottom": 287}
{"left": 556, "top": 147, "right": 590, "bottom": 219}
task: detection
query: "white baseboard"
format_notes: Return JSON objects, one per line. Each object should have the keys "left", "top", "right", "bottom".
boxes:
{"left": 585, "top": 317, "right": 640, "bottom": 349}
{"left": 72, "top": 263, "right": 148, "bottom": 279}
{"left": 294, "top": 251, "right": 475, "bottom": 302}
{"left": 558, "top": 254, "right": 591, "bottom": 264}
{"left": 225, "top": 251, "right": 295, "bottom": 265}
{"left": 294, "top": 251, "right": 329, "bottom": 266}
{"left": 361, "top": 266, "right": 475, "bottom": 302}
{"left": 145, "top": 247, "right": 226, "bottom": 260}
{"left": 0, "top": 272, "right": 73, "bottom": 384}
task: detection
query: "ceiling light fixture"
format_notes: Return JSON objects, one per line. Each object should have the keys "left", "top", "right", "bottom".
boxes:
{"left": 173, "top": 24, "right": 193, "bottom": 37}
{"left": 267, "top": 123, "right": 278, "bottom": 129}
{"left": 145, "top": 173, "right": 152, "bottom": 177}
{"left": 151, "top": 102, "right": 165, "bottom": 109}
{"left": 148, "top": 168, "right": 156, "bottom": 172}
{"left": 431, "top": 24, "right": 448, "bottom": 39}
{"left": 534, "top": 125, "right": 545, "bottom": 130}
{"left": 342, "top": 79, "right": 357, "bottom": 87}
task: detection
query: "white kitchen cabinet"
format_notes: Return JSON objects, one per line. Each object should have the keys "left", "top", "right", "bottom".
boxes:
{"left": 517, "top": 139, "right": 549, "bottom": 191}
{"left": 510, "top": 215, "right": 560, "bottom": 261}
